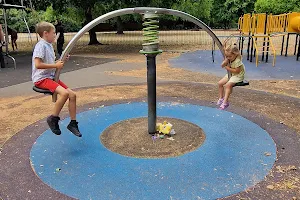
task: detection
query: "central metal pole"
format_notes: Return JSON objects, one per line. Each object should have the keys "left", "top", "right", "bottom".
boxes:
{"left": 146, "top": 54, "right": 157, "bottom": 134}
{"left": 140, "top": 12, "right": 162, "bottom": 135}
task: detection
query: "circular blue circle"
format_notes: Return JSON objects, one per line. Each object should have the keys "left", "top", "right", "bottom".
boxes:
{"left": 30, "top": 102, "right": 276, "bottom": 200}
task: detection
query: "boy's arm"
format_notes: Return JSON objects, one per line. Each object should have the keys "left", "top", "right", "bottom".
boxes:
{"left": 34, "top": 58, "right": 64, "bottom": 69}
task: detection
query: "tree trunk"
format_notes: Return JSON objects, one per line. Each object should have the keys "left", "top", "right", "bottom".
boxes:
{"left": 223, "top": 21, "right": 228, "bottom": 30}
{"left": 116, "top": 16, "right": 124, "bottom": 34}
{"left": 85, "top": 7, "right": 101, "bottom": 45}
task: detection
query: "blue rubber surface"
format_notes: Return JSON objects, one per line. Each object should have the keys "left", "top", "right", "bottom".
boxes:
{"left": 169, "top": 50, "right": 300, "bottom": 80}
{"left": 30, "top": 102, "right": 276, "bottom": 200}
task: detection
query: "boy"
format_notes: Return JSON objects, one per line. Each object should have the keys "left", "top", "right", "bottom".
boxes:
{"left": 32, "top": 21, "right": 82, "bottom": 137}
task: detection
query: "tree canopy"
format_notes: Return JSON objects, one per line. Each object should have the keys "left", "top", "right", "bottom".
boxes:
{"left": 255, "top": 0, "right": 300, "bottom": 14}
{"left": 2, "top": 0, "right": 299, "bottom": 37}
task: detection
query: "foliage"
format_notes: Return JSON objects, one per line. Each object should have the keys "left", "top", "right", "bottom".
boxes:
{"left": 255, "top": 0, "right": 300, "bottom": 14}
{"left": 4, "top": 6, "right": 83, "bottom": 32}
{"left": 172, "top": 0, "right": 213, "bottom": 23}
{"left": 2, "top": 0, "right": 300, "bottom": 33}
{"left": 210, "top": 0, "right": 256, "bottom": 28}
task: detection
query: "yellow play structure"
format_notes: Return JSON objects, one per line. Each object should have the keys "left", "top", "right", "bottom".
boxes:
{"left": 238, "top": 12, "right": 300, "bottom": 67}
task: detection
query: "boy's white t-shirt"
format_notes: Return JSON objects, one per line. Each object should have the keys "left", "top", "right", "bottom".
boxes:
{"left": 32, "top": 39, "right": 56, "bottom": 83}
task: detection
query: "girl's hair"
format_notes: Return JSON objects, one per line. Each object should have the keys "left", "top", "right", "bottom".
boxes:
{"left": 225, "top": 43, "right": 242, "bottom": 59}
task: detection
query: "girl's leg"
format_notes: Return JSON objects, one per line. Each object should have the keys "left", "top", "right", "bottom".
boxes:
{"left": 218, "top": 77, "right": 228, "bottom": 99}
{"left": 223, "top": 82, "right": 235, "bottom": 104}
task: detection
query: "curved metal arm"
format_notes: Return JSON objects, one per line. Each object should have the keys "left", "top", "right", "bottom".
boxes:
{"left": 53, "top": 7, "right": 229, "bottom": 101}
{"left": 55, "top": 8, "right": 135, "bottom": 81}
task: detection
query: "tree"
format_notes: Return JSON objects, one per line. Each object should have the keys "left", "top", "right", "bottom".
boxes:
{"left": 211, "top": 0, "right": 256, "bottom": 29}
{"left": 43, "top": 0, "right": 101, "bottom": 45}
{"left": 93, "top": 0, "right": 172, "bottom": 34}
{"left": 224, "top": 0, "right": 255, "bottom": 18}
{"left": 172, "top": 0, "right": 213, "bottom": 23}
{"left": 5, "top": 5, "right": 83, "bottom": 33}
{"left": 116, "top": 16, "right": 124, "bottom": 34}
{"left": 84, "top": 6, "right": 101, "bottom": 45}
{"left": 93, "top": 0, "right": 149, "bottom": 35}
{"left": 93, "top": 1, "right": 126, "bottom": 35}
{"left": 67, "top": 0, "right": 102, "bottom": 45}
{"left": 255, "top": 0, "right": 300, "bottom": 14}
{"left": 211, "top": 0, "right": 231, "bottom": 28}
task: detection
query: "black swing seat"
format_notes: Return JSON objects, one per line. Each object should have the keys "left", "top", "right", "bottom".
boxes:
{"left": 33, "top": 86, "right": 53, "bottom": 95}
{"left": 234, "top": 80, "right": 249, "bottom": 87}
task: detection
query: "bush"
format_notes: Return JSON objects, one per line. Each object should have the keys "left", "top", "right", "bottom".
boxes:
{"left": 3, "top": 5, "right": 84, "bottom": 33}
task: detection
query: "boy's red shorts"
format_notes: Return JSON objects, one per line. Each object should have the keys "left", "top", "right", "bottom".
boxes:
{"left": 34, "top": 78, "right": 68, "bottom": 93}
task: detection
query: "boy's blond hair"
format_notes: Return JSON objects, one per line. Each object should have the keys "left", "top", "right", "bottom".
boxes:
{"left": 36, "top": 21, "right": 55, "bottom": 37}
{"left": 225, "top": 43, "right": 242, "bottom": 59}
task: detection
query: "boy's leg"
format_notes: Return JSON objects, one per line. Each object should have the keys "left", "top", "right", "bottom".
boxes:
{"left": 55, "top": 80, "right": 75, "bottom": 119}
{"left": 65, "top": 88, "right": 81, "bottom": 137}
{"left": 66, "top": 88, "right": 76, "bottom": 120}
{"left": 57, "top": 81, "right": 82, "bottom": 137}
{"left": 46, "top": 86, "right": 69, "bottom": 135}
{"left": 218, "top": 76, "right": 228, "bottom": 99}
{"left": 35, "top": 79, "right": 69, "bottom": 116}
{"left": 53, "top": 86, "right": 70, "bottom": 116}
{"left": 35, "top": 79, "right": 69, "bottom": 135}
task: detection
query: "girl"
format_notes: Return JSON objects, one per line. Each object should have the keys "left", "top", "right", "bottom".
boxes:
{"left": 217, "top": 44, "right": 245, "bottom": 110}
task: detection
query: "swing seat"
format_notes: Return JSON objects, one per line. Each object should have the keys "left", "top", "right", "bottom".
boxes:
{"left": 33, "top": 86, "right": 53, "bottom": 95}
{"left": 234, "top": 80, "right": 249, "bottom": 87}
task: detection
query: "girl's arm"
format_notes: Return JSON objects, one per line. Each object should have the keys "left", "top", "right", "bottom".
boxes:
{"left": 225, "top": 65, "right": 241, "bottom": 73}
{"left": 221, "top": 58, "right": 229, "bottom": 68}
